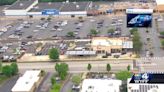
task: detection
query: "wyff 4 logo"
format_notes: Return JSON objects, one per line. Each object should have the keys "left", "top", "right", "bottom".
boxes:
{"left": 134, "top": 73, "right": 149, "bottom": 83}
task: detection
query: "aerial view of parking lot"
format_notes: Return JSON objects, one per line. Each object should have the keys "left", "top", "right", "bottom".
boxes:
{"left": 0, "top": 0, "right": 164, "bottom": 92}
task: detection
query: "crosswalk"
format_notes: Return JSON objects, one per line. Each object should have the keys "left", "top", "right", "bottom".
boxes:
{"left": 139, "top": 57, "right": 164, "bottom": 60}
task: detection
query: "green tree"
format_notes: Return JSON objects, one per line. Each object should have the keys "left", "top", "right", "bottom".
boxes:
{"left": 40, "top": 17, "right": 45, "bottom": 21}
{"left": 48, "top": 48, "right": 59, "bottom": 60}
{"left": 130, "top": 28, "right": 138, "bottom": 35}
{"left": 55, "top": 63, "right": 69, "bottom": 80}
{"left": 0, "top": 61, "right": 2, "bottom": 73}
{"left": 51, "top": 77, "right": 56, "bottom": 85}
{"left": 71, "top": 75, "right": 81, "bottom": 85}
{"left": 106, "top": 64, "right": 111, "bottom": 72}
{"left": 161, "top": 40, "right": 164, "bottom": 48}
{"left": 78, "top": 16, "right": 83, "bottom": 22}
{"left": 90, "top": 29, "right": 98, "bottom": 36}
{"left": 55, "top": 63, "right": 60, "bottom": 71}
{"left": 87, "top": 63, "right": 92, "bottom": 71}
{"left": 160, "top": 31, "right": 164, "bottom": 35}
{"left": 67, "top": 32, "right": 75, "bottom": 37}
{"left": 132, "top": 31, "right": 142, "bottom": 53}
{"left": 116, "top": 71, "right": 132, "bottom": 80}
{"left": 108, "top": 28, "right": 115, "bottom": 33}
{"left": 2, "top": 65, "right": 12, "bottom": 77}
{"left": 47, "top": 17, "right": 52, "bottom": 22}
{"left": 10, "top": 63, "right": 18, "bottom": 75}
{"left": 127, "top": 65, "right": 130, "bottom": 71}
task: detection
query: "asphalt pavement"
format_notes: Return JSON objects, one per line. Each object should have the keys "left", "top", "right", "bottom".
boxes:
{"left": 0, "top": 75, "right": 19, "bottom": 92}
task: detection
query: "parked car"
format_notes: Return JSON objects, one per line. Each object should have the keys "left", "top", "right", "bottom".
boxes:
{"left": 26, "top": 35, "right": 33, "bottom": 39}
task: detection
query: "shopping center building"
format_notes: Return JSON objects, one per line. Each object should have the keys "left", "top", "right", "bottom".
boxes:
{"left": 91, "top": 37, "right": 133, "bottom": 54}
{"left": 4, "top": 0, "right": 97, "bottom": 16}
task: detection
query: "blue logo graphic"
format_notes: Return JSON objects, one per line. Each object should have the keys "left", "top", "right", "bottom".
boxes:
{"left": 42, "top": 9, "right": 59, "bottom": 15}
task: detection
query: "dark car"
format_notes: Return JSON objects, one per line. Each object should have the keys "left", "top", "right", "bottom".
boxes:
{"left": 27, "top": 35, "right": 33, "bottom": 39}
{"left": 76, "top": 27, "right": 80, "bottom": 29}
{"left": 21, "top": 42, "right": 27, "bottom": 45}
{"left": 159, "top": 35, "right": 164, "bottom": 38}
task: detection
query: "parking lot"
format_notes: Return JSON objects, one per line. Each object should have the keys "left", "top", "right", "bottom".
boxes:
{"left": 0, "top": 15, "right": 131, "bottom": 40}
{"left": 0, "top": 13, "right": 164, "bottom": 60}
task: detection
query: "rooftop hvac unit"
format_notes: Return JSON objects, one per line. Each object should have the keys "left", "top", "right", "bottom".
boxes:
{"left": 73, "top": 2, "right": 77, "bottom": 4}
{"left": 66, "top": 0, "right": 69, "bottom": 3}
{"left": 76, "top": 5, "right": 80, "bottom": 9}
{"left": 20, "top": 3, "right": 24, "bottom": 6}
{"left": 48, "top": 2, "right": 52, "bottom": 5}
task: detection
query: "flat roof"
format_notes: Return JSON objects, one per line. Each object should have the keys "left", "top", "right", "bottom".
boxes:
{"left": 156, "top": 0, "right": 164, "bottom": 5}
{"left": 30, "top": 2, "right": 63, "bottom": 12}
{"left": 11, "top": 70, "right": 41, "bottom": 92}
{"left": 30, "top": 1, "right": 92, "bottom": 12}
{"left": 81, "top": 79, "right": 122, "bottom": 92}
{"left": 7, "top": 0, "right": 36, "bottom": 10}
{"left": 60, "top": 2, "right": 91, "bottom": 12}
{"left": 91, "top": 37, "right": 133, "bottom": 48}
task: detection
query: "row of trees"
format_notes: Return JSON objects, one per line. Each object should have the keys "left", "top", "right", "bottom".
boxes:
{"left": 53, "top": 62, "right": 131, "bottom": 80}
{"left": 0, "top": 62, "right": 18, "bottom": 77}
{"left": 87, "top": 63, "right": 131, "bottom": 72}
{"left": 161, "top": 40, "right": 164, "bottom": 48}
{"left": 160, "top": 32, "right": 164, "bottom": 48}
{"left": 55, "top": 63, "right": 69, "bottom": 80}
{"left": 130, "top": 28, "right": 142, "bottom": 54}
{"left": 88, "top": 63, "right": 131, "bottom": 81}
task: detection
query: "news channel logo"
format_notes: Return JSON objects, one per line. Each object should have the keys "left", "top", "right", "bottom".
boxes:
{"left": 134, "top": 73, "right": 150, "bottom": 83}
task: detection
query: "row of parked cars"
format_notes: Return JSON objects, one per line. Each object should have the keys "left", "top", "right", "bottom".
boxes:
{"left": 108, "top": 27, "right": 122, "bottom": 37}
{"left": 51, "top": 20, "right": 68, "bottom": 31}
{"left": 8, "top": 21, "right": 33, "bottom": 39}
{"left": 0, "top": 44, "right": 16, "bottom": 61}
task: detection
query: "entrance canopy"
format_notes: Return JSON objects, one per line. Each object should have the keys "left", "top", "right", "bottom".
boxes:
{"left": 65, "top": 51, "right": 96, "bottom": 56}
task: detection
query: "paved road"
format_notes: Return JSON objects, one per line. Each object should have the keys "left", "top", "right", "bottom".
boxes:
{"left": 0, "top": 75, "right": 19, "bottom": 92}
{"left": 3, "top": 58, "right": 164, "bottom": 74}
{"left": 137, "top": 57, "right": 164, "bottom": 73}
{"left": 61, "top": 74, "right": 73, "bottom": 92}
{"left": 36, "top": 72, "right": 53, "bottom": 92}
{"left": 13, "top": 60, "right": 133, "bottom": 73}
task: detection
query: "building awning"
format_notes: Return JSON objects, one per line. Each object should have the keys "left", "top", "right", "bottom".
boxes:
{"left": 123, "top": 41, "right": 133, "bottom": 49}
{"left": 65, "top": 51, "right": 96, "bottom": 56}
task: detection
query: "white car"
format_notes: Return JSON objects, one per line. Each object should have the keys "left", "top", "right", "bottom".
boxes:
{"left": 3, "top": 55, "right": 9, "bottom": 60}
{"left": 23, "top": 21, "right": 28, "bottom": 24}
{"left": 77, "top": 23, "right": 83, "bottom": 27}
{"left": 33, "top": 30, "right": 39, "bottom": 32}
{"left": 74, "top": 32, "right": 78, "bottom": 35}
{"left": 57, "top": 28, "right": 63, "bottom": 31}
{"left": 36, "top": 25, "right": 41, "bottom": 28}
{"left": 111, "top": 23, "right": 117, "bottom": 26}
{"left": 90, "top": 19, "right": 96, "bottom": 22}
{"left": 40, "top": 27, "right": 46, "bottom": 30}
{"left": 61, "top": 20, "right": 68, "bottom": 26}
{"left": 9, "top": 34, "right": 19, "bottom": 39}
{"left": 116, "top": 22, "right": 123, "bottom": 25}
{"left": 118, "top": 19, "right": 123, "bottom": 22}
{"left": 157, "top": 18, "right": 163, "bottom": 22}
